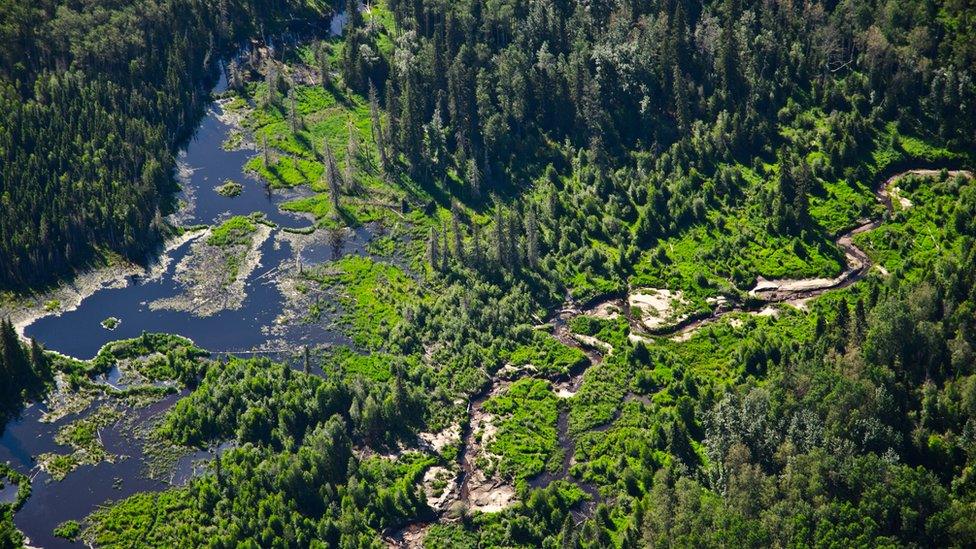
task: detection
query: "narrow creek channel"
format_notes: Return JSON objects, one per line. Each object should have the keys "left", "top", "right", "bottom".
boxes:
{"left": 389, "top": 167, "right": 975, "bottom": 547}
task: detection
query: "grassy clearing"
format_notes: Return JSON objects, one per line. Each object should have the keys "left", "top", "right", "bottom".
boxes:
{"left": 624, "top": 160, "right": 849, "bottom": 299}
{"left": 503, "top": 331, "right": 587, "bottom": 377}
{"left": 326, "top": 345, "right": 423, "bottom": 382}
{"left": 569, "top": 315, "right": 630, "bottom": 349}
{"left": 482, "top": 378, "right": 562, "bottom": 487}
{"left": 809, "top": 178, "right": 880, "bottom": 234}
{"left": 84, "top": 489, "right": 204, "bottom": 546}
{"left": 855, "top": 172, "right": 975, "bottom": 285}
{"left": 871, "top": 123, "right": 969, "bottom": 178}
{"left": 424, "top": 524, "right": 479, "bottom": 549}
{"left": 655, "top": 309, "right": 815, "bottom": 383}
{"left": 207, "top": 215, "right": 257, "bottom": 247}
{"left": 568, "top": 351, "right": 630, "bottom": 436}
{"left": 308, "top": 256, "right": 420, "bottom": 349}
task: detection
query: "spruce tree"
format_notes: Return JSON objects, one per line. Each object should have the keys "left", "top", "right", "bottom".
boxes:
{"left": 288, "top": 88, "right": 299, "bottom": 133}
{"left": 525, "top": 204, "right": 539, "bottom": 269}
{"left": 440, "top": 225, "right": 450, "bottom": 271}
{"left": 346, "top": 0, "right": 362, "bottom": 31}
{"left": 265, "top": 61, "right": 278, "bottom": 106}
{"left": 451, "top": 202, "right": 464, "bottom": 261}
{"left": 368, "top": 80, "right": 389, "bottom": 174}
{"left": 470, "top": 222, "right": 484, "bottom": 270}
{"left": 346, "top": 118, "right": 359, "bottom": 191}
{"left": 427, "top": 227, "right": 440, "bottom": 272}
{"left": 493, "top": 205, "right": 506, "bottom": 269}
{"left": 318, "top": 43, "right": 331, "bottom": 89}
{"left": 467, "top": 158, "right": 481, "bottom": 200}
{"left": 322, "top": 140, "right": 342, "bottom": 217}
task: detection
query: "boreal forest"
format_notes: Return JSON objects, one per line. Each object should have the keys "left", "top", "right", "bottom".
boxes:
{"left": 1, "top": 0, "right": 976, "bottom": 547}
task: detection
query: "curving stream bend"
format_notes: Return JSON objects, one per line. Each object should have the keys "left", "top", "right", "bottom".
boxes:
{"left": 386, "top": 167, "right": 974, "bottom": 548}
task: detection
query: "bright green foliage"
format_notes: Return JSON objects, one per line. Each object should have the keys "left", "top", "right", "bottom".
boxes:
{"left": 53, "top": 520, "right": 81, "bottom": 540}
{"left": 505, "top": 331, "right": 587, "bottom": 376}
{"left": 206, "top": 215, "right": 257, "bottom": 247}
{"left": 309, "top": 256, "right": 419, "bottom": 349}
{"left": 569, "top": 315, "right": 630, "bottom": 349}
{"left": 856, "top": 172, "right": 976, "bottom": 284}
{"left": 809, "top": 179, "right": 881, "bottom": 234}
{"left": 424, "top": 524, "right": 479, "bottom": 549}
{"left": 85, "top": 489, "right": 205, "bottom": 546}
{"left": 483, "top": 379, "right": 561, "bottom": 485}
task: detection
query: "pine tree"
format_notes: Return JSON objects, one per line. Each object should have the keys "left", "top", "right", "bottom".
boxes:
{"left": 440, "top": 225, "right": 450, "bottom": 271}
{"left": 0, "top": 318, "right": 30, "bottom": 399}
{"left": 525, "top": 204, "right": 539, "bottom": 269}
{"left": 346, "top": 118, "right": 359, "bottom": 191}
{"left": 482, "top": 148, "right": 492, "bottom": 191}
{"left": 471, "top": 221, "right": 484, "bottom": 270}
{"left": 717, "top": 0, "right": 741, "bottom": 106}
{"left": 559, "top": 514, "right": 576, "bottom": 549}
{"left": 835, "top": 299, "right": 850, "bottom": 343}
{"left": 454, "top": 131, "right": 469, "bottom": 175}
{"left": 262, "top": 134, "right": 271, "bottom": 168}
{"left": 346, "top": 0, "right": 362, "bottom": 31}
{"left": 29, "top": 338, "right": 47, "bottom": 381}
{"left": 451, "top": 202, "right": 464, "bottom": 261}
{"left": 288, "top": 88, "right": 299, "bottom": 133}
{"left": 265, "top": 61, "right": 278, "bottom": 106}
{"left": 385, "top": 84, "right": 399, "bottom": 158}
{"left": 427, "top": 227, "right": 440, "bottom": 272}
{"left": 494, "top": 205, "right": 506, "bottom": 269}
{"left": 399, "top": 68, "right": 423, "bottom": 171}
{"left": 506, "top": 212, "right": 521, "bottom": 270}
{"left": 423, "top": 106, "right": 447, "bottom": 178}
{"left": 341, "top": 29, "right": 362, "bottom": 92}
{"left": 467, "top": 158, "right": 481, "bottom": 200}
{"left": 322, "top": 140, "right": 342, "bottom": 217}
{"left": 318, "top": 42, "right": 331, "bottom": 89}
{"left": 368, "top": 80, "right": 389, "bottom": 174}
{"left": 672, "top": 63, "right": 689, "bottom": 131}
{"left": 853, "top": 298, "right": 867, "bottom": 343}
{"left": 227, "top": 59, "right": 242, "bottom": 91}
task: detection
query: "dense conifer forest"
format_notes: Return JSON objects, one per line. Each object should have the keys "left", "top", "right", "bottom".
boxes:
{"left": 2, "top": 0, "right": 976, "bottom": 547}
{"left": 0, "top": 0, "right": 330, "bottom": 288}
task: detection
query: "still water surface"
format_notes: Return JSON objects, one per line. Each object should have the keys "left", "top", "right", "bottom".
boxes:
{"left": 5, "top": 58, "right": 363, "bottom": 546}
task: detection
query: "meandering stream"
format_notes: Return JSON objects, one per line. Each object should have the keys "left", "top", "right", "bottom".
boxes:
{"left": 387, "top": 167, "right": 974, "bottom": 548}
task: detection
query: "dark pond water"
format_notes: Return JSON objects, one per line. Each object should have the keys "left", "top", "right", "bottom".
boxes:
{"left": 0, "top": 396, "right": 182, "bottom": 548}
{"left": 6, "top": 31, "right": 369, "bottom": 543}
{"left": 23, "top": 66, "right": 366, "bottom": 361}
{"left": 0, "top": 392, "right": 240, "bottom": 548}
{"left": 0, "top": 483, "right": 17, "bottom": 505}
{"left": 25, "top": 227, "right": 353, "bottom": 360}
{"left": 174, "top": 101, "right": 316, "bottom": 229}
